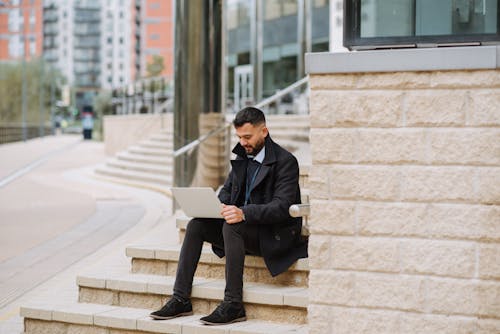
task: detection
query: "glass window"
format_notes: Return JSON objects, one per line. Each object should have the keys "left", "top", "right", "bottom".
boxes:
{"left": 8, "top": 10, "right": 19, "bottom": 32}
{"left": 346, "top": 0, "right": 500, "bottom": 49}
{"left": 30, "top": 40, "right": 36, "bottom": 56}
{"left": 311, "top": 0, "right": 330, "bottom": 52}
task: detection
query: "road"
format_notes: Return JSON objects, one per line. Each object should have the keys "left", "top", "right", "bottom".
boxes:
{"left": 0, "top": 135, "right": 174, "bottom": 333}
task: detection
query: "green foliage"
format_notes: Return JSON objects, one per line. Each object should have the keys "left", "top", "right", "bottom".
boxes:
{"left": 0, "top": 58, "right": 65, "bottom": 124}
{"left": 146, "top": 55, "right": 165, "bottom": 78}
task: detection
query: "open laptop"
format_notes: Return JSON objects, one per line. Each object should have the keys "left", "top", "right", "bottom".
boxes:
{"left": 171, "top": 187, "right": 223, "bottom": 219}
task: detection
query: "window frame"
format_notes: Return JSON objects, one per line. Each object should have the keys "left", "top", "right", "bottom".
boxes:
{"left": 343, "top": 0, "right": 500, "bottom": 50}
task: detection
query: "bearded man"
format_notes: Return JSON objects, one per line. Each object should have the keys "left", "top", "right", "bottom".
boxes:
{"left": 150, "top": 106, "right": 308, "bottom": 325}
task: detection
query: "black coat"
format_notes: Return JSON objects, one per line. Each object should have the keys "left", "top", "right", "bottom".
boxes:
{"left": 217, "top": 135, "right": 308, "bottom": 276}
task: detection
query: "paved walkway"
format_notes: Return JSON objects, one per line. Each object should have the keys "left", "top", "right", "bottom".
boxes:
{"left": 0, "top": 135, "right": 177, "bottom": 333}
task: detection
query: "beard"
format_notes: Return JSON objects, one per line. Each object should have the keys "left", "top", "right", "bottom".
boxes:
{"left": 244, "top": 137, "right": 265, "bottom": 156}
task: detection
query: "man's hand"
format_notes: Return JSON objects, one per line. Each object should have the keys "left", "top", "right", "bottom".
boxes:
{"left": 221, "top": 204, "right": 245, "bottom": 224}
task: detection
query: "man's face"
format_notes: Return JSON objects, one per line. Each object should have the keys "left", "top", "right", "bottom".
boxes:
{"left": 235, "top": 122, "right": 268, "bottom": 156}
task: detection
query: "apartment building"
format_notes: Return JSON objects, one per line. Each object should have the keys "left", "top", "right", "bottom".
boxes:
{"left": 0, "top": 0, "right": 43, "bottom": 61}
{"left": 133, "top": 0, "right": 173, "bottom": 79}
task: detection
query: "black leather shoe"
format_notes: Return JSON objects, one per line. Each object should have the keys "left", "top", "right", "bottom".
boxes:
{"left": 150, "top": 296, "right": 193, "bottom": 320}
{"left": 200, "top": 301, "right": 246, "bottom": 325}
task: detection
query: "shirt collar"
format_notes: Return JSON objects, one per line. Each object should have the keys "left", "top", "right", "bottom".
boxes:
{"left": 248, "top": 146, "right": 265, "bottom": 164}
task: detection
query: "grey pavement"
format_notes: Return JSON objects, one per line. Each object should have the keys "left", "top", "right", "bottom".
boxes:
{"left": 0, "top": 135, "right": 178, "bottom": 333}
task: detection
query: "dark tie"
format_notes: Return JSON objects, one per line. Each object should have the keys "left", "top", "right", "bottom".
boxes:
{"left": 245, "top": 158, "right": 261, "bottom": 204}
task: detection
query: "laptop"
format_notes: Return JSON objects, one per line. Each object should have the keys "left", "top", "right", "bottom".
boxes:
{"left": 171, "top": 187, "right": 223, "bottom": 219}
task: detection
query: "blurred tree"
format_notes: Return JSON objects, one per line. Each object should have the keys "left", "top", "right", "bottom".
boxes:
{"left": 92, "top": 89, "right": 114, "bottom": 140}
{"left": 146, "top": 55, "right": 165, "bottom": 77}
{"left": 0, "top": 58, "right": 65, "bottom": 124}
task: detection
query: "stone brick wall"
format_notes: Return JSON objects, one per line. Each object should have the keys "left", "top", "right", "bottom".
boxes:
{"left": 308, "top": 70, "right": 500, "bottom": 333}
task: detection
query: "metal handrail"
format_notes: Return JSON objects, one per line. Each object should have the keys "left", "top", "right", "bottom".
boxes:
{"left": 172, "top": 76, "right": 309, "bottom": 158}
{"left": 173, "top": 123, "right": 231, "bottom": 158}
{"left": 255, "top": 76, "right": 308, "bottom": 109}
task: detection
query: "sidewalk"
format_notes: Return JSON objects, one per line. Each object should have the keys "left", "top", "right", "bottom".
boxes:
{"left": 0, "top": 135, "right": 177, "bottom": 333}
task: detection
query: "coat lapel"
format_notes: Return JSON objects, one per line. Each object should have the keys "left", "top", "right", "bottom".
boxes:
{"left": 230, "top": 159, "right": 246, "bottom": 188}
{"left": 249, "top": 135, "right": 276, "bottom": 192}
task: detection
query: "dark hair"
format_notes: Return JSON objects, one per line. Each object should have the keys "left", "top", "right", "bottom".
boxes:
{"left": 233, "top": 107, "right": 266, "bottom": 128}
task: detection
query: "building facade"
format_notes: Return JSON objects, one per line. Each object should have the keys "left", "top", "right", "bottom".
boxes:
{"left": 42, "top": 0, "right": 135, "bottom": 110}
{"left": 133, "top": 0, "right": 174, "bottom": 80}
{"left": 0, "top": 0, "right": 44, "bottom": 61}
{"left": 225, "top": 0, "right": 330, "bottom": 112}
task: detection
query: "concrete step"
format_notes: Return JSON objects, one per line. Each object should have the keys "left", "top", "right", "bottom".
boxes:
{"left": 129, "top": 145, "right": 172, "bottom": 157}
{"left": 77, "top": 271, "right": 308, "bottom": 324}
{"left": 117, "top": 151, "right": 173, "bottom": 166}
{"left": 126, "top": 244, "right": 309, "bottom": 287}
{"left": 139, "top": 139, "right": 174, "bottom": 150}
{"left": 149, "top": 133, "right": 173, "bottom": 142}
{"left": 22, "top": 302, "right": 308, "bottom": 334}
{"left": 107, "top": 158, "right": 173, "bottom": 176}
{"left": 95, "top": 165, "right": 172, "bottom": 186}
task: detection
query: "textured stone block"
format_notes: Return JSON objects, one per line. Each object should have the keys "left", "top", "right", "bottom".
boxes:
{"left": 308, "top": 235, "right": 331, "bottom": 270}
{"left": 309, "top": 90, "right": 336, "bottom": 128}
{"left": 399, "top": 313, "right": 477, "bottom": 334}
{"left": 358, "top": 129, "right": 426, "bottom": 164}
{"left": 331, "top": 237, "right": 400, "bottom": 273}
{"left": 310, "top": 74, "right": 358, "bottom": 90}
{"left": 405, "top": 90, "right": 467, "bottom": 126}
{"left": 426, "top": 204, "right": 500, "bottom": 241}
{"left": 242, "top": 303, "right": 306, "bottom": 324}
{"left": 479, "top": 244, "right": 500, "bottom": 279}
{"left": 131, "top": 259, "right": 168, "bottom": 275}
{"left": 119, "top": 292, "right": 162, "bottom": 310}
{"left": 357, "top": 71, "right": 432, "bottom": 89}
{"left": 477, "top": 319, "right": 500, "bottom": 334}
{"left": 476, "top": 167, "right": 500, "bottom": 204}
{"left": 79, "top": 287, "right": 116, "bottom": 305}
{"left": 355, "top": 273, "right": 425, "bottom": 312}
{"left": 469, "top": 90, "right": 500, "bottom": 126}
{"left": 309, "top": 200, "right": 356, "bottom": 235}
{"left": 309, "top": 270, "right": 355, "bottom": 306}
{"left": 67, "top": 325, "right": 108, "bottom": 334}
{"left": 24, "top": 319, "right": 66, "bottom": 334}
{"left": 401, "top": 240, "right": 475, "bottom": 278}
{"left": 358, "top": 202, "right": 427, "bottom": 237}
{"left": 310, "top": 129, "right": 356, "bottom": 164}
{"left": 307, "top": 304, "right": 332, "bottom": 334}
{"left": 426, "top": 279, "right": 500, "bottom": 317}
{"left": 428, "top": 129, "right": 500, "bottom": 165}
{"left": 430, "top": 70, "right": 500, "bottom": 89}
{"left": 402, "top": 167, "right": 474, "bottom": 202}
{"left": 308, "top": 166, "right": 330, "bottom": 199}
{"left": 330, "top": 166, "right": 401, "bottom": 201}
{"left": 327, "top": 306, "right": 400, "bottom": 334}
{"left": 331, "top": 91, "right": 404, "bottom": 127}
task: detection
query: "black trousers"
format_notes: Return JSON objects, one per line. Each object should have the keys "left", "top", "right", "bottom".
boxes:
{"left": 172, "top": 218, "right": 261, "bottom": 303}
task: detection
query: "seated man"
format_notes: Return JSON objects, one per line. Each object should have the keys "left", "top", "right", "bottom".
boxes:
{"left": 150, "top": 106, "right": 308, "bottom": 325}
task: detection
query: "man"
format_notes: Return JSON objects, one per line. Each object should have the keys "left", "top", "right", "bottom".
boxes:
{"left": 150, "top": 106, "right": 308, "bottom": 325}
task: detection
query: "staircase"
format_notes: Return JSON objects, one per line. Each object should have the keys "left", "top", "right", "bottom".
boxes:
{"left": 94, "top": 129, "right": 173, "bottom": 195}
{"left": 21, "top": 213, "right": 309, "bottom": 333}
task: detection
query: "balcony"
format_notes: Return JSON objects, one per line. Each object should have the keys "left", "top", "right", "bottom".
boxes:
{"left": 74, "top": 67, "right": 101, "bottom": 75}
